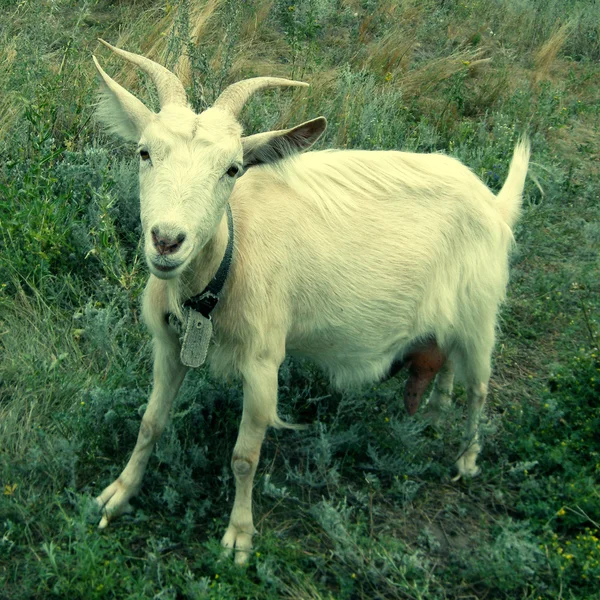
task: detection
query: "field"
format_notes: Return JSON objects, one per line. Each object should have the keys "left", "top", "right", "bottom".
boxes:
{"left": 1, "top": 0, "right": 599, "bottom": 598}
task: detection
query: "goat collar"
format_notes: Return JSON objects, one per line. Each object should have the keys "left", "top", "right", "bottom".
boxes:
{"left": 179, "top": 203, "right": 234, "bottom": 319}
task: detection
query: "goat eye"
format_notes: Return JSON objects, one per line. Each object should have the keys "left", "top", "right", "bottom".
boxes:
{"left": 226, "top": 165, "right": 239, "bottom": 177}
{"left": 139, "top": 149, "right": 151, "bottom": 161}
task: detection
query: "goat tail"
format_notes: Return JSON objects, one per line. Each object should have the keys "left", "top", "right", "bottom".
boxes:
{"left": 496, "top": 136, "right": 531, "bottom": 229}
{"left": 271, "top": 415, "right": 309, "bottom": 431}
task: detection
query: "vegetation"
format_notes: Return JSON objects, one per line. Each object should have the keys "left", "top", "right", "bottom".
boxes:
{"left": 1, "top": 0, "right": 599, "bottom": 598}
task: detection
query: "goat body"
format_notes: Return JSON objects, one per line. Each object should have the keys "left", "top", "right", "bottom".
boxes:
{"left": 149, "top": 147, "right": 523, "bottom": 389}
{"left": 92, "top": 42, "right": 530, "bottom": 565}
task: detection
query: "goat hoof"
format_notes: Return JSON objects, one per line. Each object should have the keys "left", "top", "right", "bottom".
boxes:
{"left": 95, "top": 479, "right": 135, "bottom": 529}
{"left": 451, "top": 455, "right": 481, "bottom": 481}
{"left": 221, "top": 524, "right": 254, "bottom": 566}
{"left": 449, "top": 463, "right": 462, "bottom": 482}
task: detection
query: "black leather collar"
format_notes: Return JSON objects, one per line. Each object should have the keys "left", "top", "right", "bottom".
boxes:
{"left": 168, "top": 204, "right": 234, "bottom": 321}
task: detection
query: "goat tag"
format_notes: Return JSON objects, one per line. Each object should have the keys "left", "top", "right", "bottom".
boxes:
{"left": 180, "top": 309, "right": 213, "bottom": 368}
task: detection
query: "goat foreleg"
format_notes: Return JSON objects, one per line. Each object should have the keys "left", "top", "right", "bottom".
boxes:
{"left": 222, "top": 355, "right": 281, "bottom": 565}
{"left": 96, "top": 332, "right": 187, "bottom": 528}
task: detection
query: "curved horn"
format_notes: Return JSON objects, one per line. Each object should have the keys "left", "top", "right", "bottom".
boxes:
{"left": 213, "top": 77, "right": 308, "bottom": 117}
{"left": 98, "top": 39, "right": 187, "bottom": 108}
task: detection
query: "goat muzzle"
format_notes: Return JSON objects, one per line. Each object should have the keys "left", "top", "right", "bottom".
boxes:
{"left": 151, "top": 229, "right": 186, "bottom": 256}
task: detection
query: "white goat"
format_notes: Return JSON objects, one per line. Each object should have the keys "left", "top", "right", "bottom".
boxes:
{"left": 92, "top": 41, "right": 530, "bottom": 565}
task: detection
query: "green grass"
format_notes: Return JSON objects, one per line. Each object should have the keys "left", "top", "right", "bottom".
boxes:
{"left": 1, "top": 0, "right": 600, "bottom": 598}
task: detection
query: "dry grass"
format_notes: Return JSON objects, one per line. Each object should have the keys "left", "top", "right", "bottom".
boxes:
{"left": 0, "top": 0, "right": 576, "bottom": 143}
{"left": 176, "top": 0, "right": 224, "bottom": 85}
{"left": 0, "top": 290, "right": 88, "bottom": 455}
{"left": 400, "top": 48, "right": 490, "bottom": 98}
{"left": 102, "top": 6, "right": 175, "bottom": 91}
{"left": 97, "top": 0, "right": 288, "bottom": 100}
{"left": 362, "top": 27, "right": 418, "bottom": 77}
{"left": 0, "top": 98, "right": 20, "bottom": 141}
{"left": 281, "top": 573, "right": 325, "bottom": 600}
{"left": 356, "top": 0, "right": 412, "bottom": 45}
{"left": 550, "top": 117, "right": 600, "bottom": 179}
{"left": 0, "top": 36, "right": 17, "bottom": 74}
{"left": 0, "top": 36, "right": 19, "bottom": 140}
{"left": 533, "top": 22, "right": 573, "bottom": 84}
{"left": 239, "top": 0, "right": 274, "bottom": 40}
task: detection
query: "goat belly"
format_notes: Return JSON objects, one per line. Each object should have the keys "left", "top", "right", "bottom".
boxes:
{"left": 402, "top": 343, "right": 446, "bottom": 415}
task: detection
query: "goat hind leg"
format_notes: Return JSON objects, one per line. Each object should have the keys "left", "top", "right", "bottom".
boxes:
{"left": 453, "top": 340, "right": 493, "bottom": 480}
{"left": 453, "top": 381, "right": 488, "bottom": 479}
{"left": 424, "top": 359, "right": 455, "bottom": 425}
{"left": 96, "top": 333, "right": 187, "bottom": 528}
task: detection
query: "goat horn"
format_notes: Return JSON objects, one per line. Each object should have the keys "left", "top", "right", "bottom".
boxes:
{"left": 213, "top": 77, "right": 308, "bottom": 117}
{"left": 98, "top": 39, "right": 187, "bottom": 108}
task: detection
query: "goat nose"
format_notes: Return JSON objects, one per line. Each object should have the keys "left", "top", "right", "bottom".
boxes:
{"left": 151, "top": 227, "right": 186, "bottom": 256}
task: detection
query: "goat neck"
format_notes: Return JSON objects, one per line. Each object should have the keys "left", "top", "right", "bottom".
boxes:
{"left": 176, "top": 208, "right": 232, "bottom": 312}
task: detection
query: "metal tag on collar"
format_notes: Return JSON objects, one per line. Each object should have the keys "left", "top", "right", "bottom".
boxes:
{"left": 179, "top": 307, "right": 213, "bottom": 368}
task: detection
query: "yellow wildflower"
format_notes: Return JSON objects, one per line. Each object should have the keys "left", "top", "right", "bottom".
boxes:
{"left": 4, "top": 483, "right": 17, "bottom": 496}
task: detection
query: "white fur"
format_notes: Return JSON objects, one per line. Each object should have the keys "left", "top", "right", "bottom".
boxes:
{"left": 92, "top": 52, "right": 530, "bottom": 565}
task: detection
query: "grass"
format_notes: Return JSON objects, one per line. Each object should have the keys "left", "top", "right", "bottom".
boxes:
{"left": 1, "top": 0, "right": 600, "bottom": 598}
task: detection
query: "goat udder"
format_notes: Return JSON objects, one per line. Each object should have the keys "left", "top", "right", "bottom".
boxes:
{"left": 403, "top": 343, "right": 446, "bottom": 416}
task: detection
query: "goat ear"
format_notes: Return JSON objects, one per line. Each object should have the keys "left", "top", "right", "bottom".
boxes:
{"left": 241, "top": 117, "right": 327, "bottom": 168}
{"left": 92, "top": 55, "right": 154, "bottom": 142}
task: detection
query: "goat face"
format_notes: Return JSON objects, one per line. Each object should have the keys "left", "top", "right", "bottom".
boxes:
{"left": 136, "top": 107, "right": 243, "bottom": 278}
{"left": 92, "top": 40, "right": 325, "bottom": 280}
